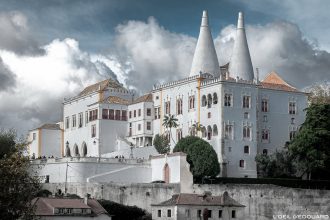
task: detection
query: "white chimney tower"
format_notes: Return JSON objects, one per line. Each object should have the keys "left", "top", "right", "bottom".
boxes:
{"left": 189, "top": 10, "right": 220, "bottom": 77}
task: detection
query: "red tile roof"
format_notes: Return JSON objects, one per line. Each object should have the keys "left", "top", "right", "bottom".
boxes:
{"left": 79, "top": 78, "right": 126, "bottom": 97}
{"left": 102, "top": 96, "right": 130, "bottom": 105}
{"left": 261, "top": 71, "right": 299, "bottom": 92}
{"left": 32, "top": 197, "right": 108, "bottom": 216}
{"left": 152, "top": 192, "right": 244, "bottom": 207}
{"left": 131, "top": 93, "right": 153, "bottom": 104}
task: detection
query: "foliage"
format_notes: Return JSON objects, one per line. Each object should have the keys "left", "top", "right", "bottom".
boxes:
{"left": 255, "top": 150, "right": 295, "bottom": 178}
{"left": 153, "top": 134, "right": 170, "bottom": 154}
{"left": 36, "top": 189, "right": 52, "bottom": 197}
{"left": 173, "top": 136, "right": 220, "bottom": 179}
{"left": 173, "top": 136, "right": 200, "bottom": 153}
{"left": 288, "top": 103, "right": 330, "bottom": 180}
{"left": 162, "top": 114, "right": 179, "bottom": 144}
{"left": 307, "top": 83, "right": 330, "bottom": 104}
{"left": 0, "top": 129, "right": 41, "bottom": 219}
{"left": 98, "top": 200, "right": 151, "bottom": 220}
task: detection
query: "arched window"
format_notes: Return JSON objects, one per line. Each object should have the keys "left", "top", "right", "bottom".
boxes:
{"left": 213, "top": 125, "right": 218, "bottom": 136}
{"left": 176, "top": 98, "right": 183, "bottom": 115}
{"left": 189, "top": 126, "right": 196, "bottom": 136}
{"left": 202, "top": 95, "right": 207, "bottom": 107}
{"left": 213, "top": 93, "right": 218, "bottom": 104}
{"left": 207, "top": 125, "right": 212, "bottom": 140}
{"left": 202, "top": 127, "right": 207, "bottom": 138}
{"left": 207, "top": 94, "right": 212, "bottom": 108}
{"left": 73, "top": 144, "right": 79, "bottom": 157}
{"left": 189, "top": 95, "right": 195, "bottom": 110}
{"left": 163, "top": 163, "right": 170, "bottom": 183}
{"left": 243, "top": 126, "right": 251, "bottom": 140}
{"left": 82, "top": 142, "right": 87, "bottom": 157}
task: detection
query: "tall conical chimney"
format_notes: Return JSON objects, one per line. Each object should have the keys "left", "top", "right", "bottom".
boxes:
{"left": 228, "top": 12, "right": 254, "bottom": 81}
{"left": 189, "top": 10, "right": 220, "bottom": 77}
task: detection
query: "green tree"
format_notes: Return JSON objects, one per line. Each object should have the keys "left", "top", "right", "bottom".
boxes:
{"left": 0, "top": 129, "right": 41, "bottom": 219}
{"left": 255, "top": 149, "right": 295, "bottom": 178}
{"left": 173, "top": 136, "right": 220, "bottom": 180}
{"left": 288, "top": 103, "right": 330, "bottom": 180}
{"left": 153, "top": 134, "right": 170, "bottom": 154}
{"left": 162, "top": 114, "right": 179, "bottom": 144}
{"left": 307, "top": 83, "right": 330, "bottom": 104}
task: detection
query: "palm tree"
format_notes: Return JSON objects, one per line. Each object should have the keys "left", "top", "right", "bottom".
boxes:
{"left": 190, "top": 122, "right": 205, "bottom": 138}
{"left": 162, "top": 114, "right": 179, "bottom": 145}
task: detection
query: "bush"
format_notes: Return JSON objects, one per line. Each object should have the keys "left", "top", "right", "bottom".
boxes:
{"left": 173, "top": 136, "right": 220, "bottom": 179}
{"left": 98, "top": 200, "right": 151, "bottom": 220}
{"left": 153, "top": 134, "right": 170, "bottom": 154}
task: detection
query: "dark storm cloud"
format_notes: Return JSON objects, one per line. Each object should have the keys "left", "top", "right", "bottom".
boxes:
{"left": 0, "top": 11, "right": 43, "bottom": 55}
{"left": 0, "top": 57, "right": 16, "bottom": 92}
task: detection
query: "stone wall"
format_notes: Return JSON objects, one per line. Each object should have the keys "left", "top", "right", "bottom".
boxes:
{"left": 42, "top": 183, "right": 330, "bottom": 220}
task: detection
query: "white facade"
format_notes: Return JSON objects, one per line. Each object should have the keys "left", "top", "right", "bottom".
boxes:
{"left": 29, "top": 11, "right": 308, "bottom": 179}
{"left": 28, "top": 123, "right": 63, "bottom": 158}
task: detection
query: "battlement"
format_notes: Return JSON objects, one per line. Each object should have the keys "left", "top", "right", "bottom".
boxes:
{"left": 31, "top": 156, "right": 150, "bottom": 165}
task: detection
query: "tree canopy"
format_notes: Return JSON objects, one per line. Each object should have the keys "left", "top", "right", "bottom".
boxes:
{"left": 0, "top": 129, "right": 41, "bottom": 219}
{"left": 173, "top": 136, "right": 220, "bottom": 179}
{"left": 162, "top": 114, "right": 179, "bottom": 144}
{"left": 288, "top": 103, "right": 330, "bottom": 180}
{"left": 153, "top": 134, "right": 170, "bottom": 154}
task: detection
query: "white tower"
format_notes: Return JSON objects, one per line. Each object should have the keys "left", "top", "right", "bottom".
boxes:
{"left": 189, "top": 10, "right": 220, "bottom": 77}
{"left": 229, "top": 12, "right": 254, "bottom": 81}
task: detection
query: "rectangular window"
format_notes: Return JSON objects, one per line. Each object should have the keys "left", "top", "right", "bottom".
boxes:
{"left": 244, "top": 145, "right": 250, "bottom": 154}
{"left": 197, "top": 210, "right": 202, "bottom": 217}
{"left": 147, "top": 122, "right": 151, "bottom": 130}
{"left": 129, "top": 123, "right": 132, "bottom": 137}
{"left": 177, "top": 129, "right": 182, "bottom": 141}
{"left": 32, "top": 133, "right": 36, "bottom": 140}
{"left": 138, "top": 124, "right": 141, "bottom": 131}
{"left": 78, "top": 112, "right": 83, "bottom": 127}
{"left": 289, "top": 101, "right": 296, "bottom": 114}
{"left": 91, "top": 125, "right": 96, "bottom": 138}
{"left": 263, "top": 115, "right": 268, "bottom": 122}
{"left": 134, "top": 110, "right": 136, "bottom": 117}
{"left": 121, "top": 110, "right": 127, "bottom": 121}
{"left": 89, "top": 109, "right": 98, "bottom": 121}
{"left": 261, "top": 99, "right": 268, "bottom": 112}
{"left": 219, "top": 210, "right": 222, "bottom": 218}
{"left": 167, "top": 209, "right": 171, "bottom": 217}
{"left": 138, "top": 109, "right": 141, "bottom": 117}
{"left": 165, "top": 101, "right": 170, "bottom": 114}
{"left": 147, "top": 108, "right": 151, "bottom": 116}
{"left": 208, "top": 210, "right": 212, "bottom": 218}
{"left": 232, "top": 210, "right": 236, "bottom": 218}
{"left": 154, "top": 108, "right": 158, "bottom": 119}
{"left": 208, "top": 112, "right": 211, "bottom": 118}
{"left": 65, "top": 117, "right": 70, "bottom": 129}
{"left": 129, "top": 111, "right": 132, "bottom": 119}
{"left": 115, "top": 110, "right": 121, "bottom": 120}
{"left": 72, "top": 115, "right": 76, "bottom": 127}
{"left": 243, "top": 96, "right": 251, "bottom": 108}
{"left": 189, "top": 95, "right": 195, "bottom": 110}
{"left": 102, "top": 109, "right": 109, "bottom": 119}
{"left": 157, "top": 210, "right": 161, "bottom": 217}
{"left": 109, "top": 109, "right": 114, "bottom": 120}
{"left": 239, "top": 160, "right": 245, "bottom": 168}
{"left": 225, "top": 125, "right": 233, "bottom": 140}
{"left": 224, "top": 93, "right": 232, "bottom": 107}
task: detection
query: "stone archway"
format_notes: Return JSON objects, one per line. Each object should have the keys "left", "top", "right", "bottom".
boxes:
{"left": 73, "top": 144, "right": 79, "bottom": 157}
{"left": 82, "top": 142, "right": 87, "bottom": 157}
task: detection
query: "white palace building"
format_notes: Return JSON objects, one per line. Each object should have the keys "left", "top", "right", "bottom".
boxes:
{"left": 28, "top": 11, "right": 307, "bottom": 182}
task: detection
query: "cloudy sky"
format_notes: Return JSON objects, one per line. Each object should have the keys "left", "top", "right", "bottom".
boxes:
{"left": 0, "top": 0, "right": 329, "bottom": 136}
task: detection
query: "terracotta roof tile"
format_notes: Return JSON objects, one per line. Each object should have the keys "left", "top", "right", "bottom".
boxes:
{"left": 32, "top": 197, "right": 108, "bottom": 216}
{"left": 260, "top": 71, "right": 299, "bottom": 92}
{"left": 79, "top": 78, "right": 126, "bottom": 97}
{"left": 132, "top": 93, "right": 153, "bottom": 104}
{"left": 152, "top": 192, "right": 244, "bottom": 207}
{"left": 31, "top": 123, "right": 61, "bottom": 131}
{"left": 102, "top": 96, "right": 130, "bottom": 105}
